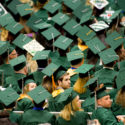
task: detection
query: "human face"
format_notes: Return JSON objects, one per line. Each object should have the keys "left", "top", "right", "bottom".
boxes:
{"left": 60, "top": 74, "right": 71, "bottom": 89}
{"left": 28, "top": 83, "right": 37, "bottom": 91}
{"left": 97, "top": 95, "right": 112, "bottom": 108}
{"left": 9, "top": 50, "right": 18, "bottom": 59}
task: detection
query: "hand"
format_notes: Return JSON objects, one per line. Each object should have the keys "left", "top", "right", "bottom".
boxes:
{"left": 94, "top": 119, "right": 101, "bottom": 125}
{"left": 116, "top": 116, "right": 125, "bottom": 123}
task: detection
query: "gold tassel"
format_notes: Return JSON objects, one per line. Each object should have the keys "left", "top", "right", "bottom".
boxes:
{"left": 52, "top": 74, "right": 56, "bottom": 91}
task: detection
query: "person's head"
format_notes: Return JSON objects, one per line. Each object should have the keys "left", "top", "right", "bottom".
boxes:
{"left": 60, "top": 95, "right": 82, "bottom": 121}
{"left": 9, "top": 49, "right": 18, "bottom": 60}
{"left": 23, "top": 80, "right": 37, "bottom": 94}
{"left": 116, "top": 86, "right": 125, "bottom": 108}
{"left": 57, "top": 72, "right": 71, "bottom": 89}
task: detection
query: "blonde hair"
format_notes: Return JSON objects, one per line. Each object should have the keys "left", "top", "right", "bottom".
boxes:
{"left": 23, "top": 84, "right": 31, "bottom": 94}
{"left": 73, "top": 77, "right": 89, "bottom": 94}
{"left": 116, "top": 88, "right": 125, "bottom": 108}
{"left": 19, "top": 0, "right": 33, "bottom": 6}
{"left": 26, "top": 52, "right": 38, "bottom": 73}
{"left": 1, "top": 27, "right": 9, "bottom": 41}
{"left": 60, "top": 96, "right": 83, "bottom": 121}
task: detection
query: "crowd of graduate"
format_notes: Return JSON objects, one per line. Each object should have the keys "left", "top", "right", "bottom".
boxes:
{"left": 1, "top": 0, "right": 125, "bottom": 124}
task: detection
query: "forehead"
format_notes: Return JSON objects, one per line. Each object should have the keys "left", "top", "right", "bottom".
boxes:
{"left": 63, "top": 74, "right": 70, "bottom": 79}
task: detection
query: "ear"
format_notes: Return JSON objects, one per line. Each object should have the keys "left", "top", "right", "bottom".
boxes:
{"left": 97, "top": 99, "right": 102, "bottom": 105}
{"left": 57, "top": 80, "right": 62, "bottom": 86}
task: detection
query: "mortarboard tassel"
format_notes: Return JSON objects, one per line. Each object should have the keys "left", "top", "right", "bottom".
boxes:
{"left": 52, "top": 74, "right": 57, "bottom": 91}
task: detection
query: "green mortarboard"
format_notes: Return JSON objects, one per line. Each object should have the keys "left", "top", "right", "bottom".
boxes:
{"left": 118, "top": 0, "right": 125, "bottom": 11}
{"left": 42, "top": 63, "right": 60, "bottom": 77}
{"left": 53, "top": 66, "right": 66, "bottom": 81}
{"left": 26, "top": 10, "right": 48, "bottom": 32}
{"left": 99, "top": 48, "right": 119, "bottom": 64}
{"left": 70, "top": 45, "right": 80, "bottom": 52}
{"left": 7, "top": 0, "right": 22, "bottom": 15}
{"left": 63, "top": 0, "right": 82, "bottom": 10}
{"left": 28, "top": 85, "right": 51, "bottom": 104}
{"left": 57, "top": 87, "right": 77, "bottom": 105}
{"left": 0, "top": 87, "right": 19, "bottom": 106}
{"left": 49, "top": 51, "right": 60, "bottom": 61}
{"left": 84, "top": 77, "right": 98, "bottom": 87}
{"left": 66, "top": 50, "right": 84, "bottom": 62}
{"left": 110, "top": 9, "right": 121, "bottom": 20}
{"left": 5, "top": 21, "right": 24, "bottom": 35}
{"left": 86, "top": 37, "right": 106, "bottom": 54}
{"left": 53, "top": 35, "right": 73, "bottom": 50}
{"left": 16, "top": 3, "right": 33, "bottom": 17}
{"left": 0, "top": 13, "right": 15, "bottom": 27}
{"left": 41, "top": 26, "right": 61, "bottom": 41}
{"left": 9, "top": 55, "right": 26, "bottom": 71}
{"left": 24, "top": 79, "right": 36, "bottom": 86}
{"left": 116, "top": 68, "right": 125, "bottom": 90}
{"left": 34, "top": 22, "right": 52, "bottom": 30}
{"left": 89, "top": 21, "right": 109, "bottom": 32}
{"left": 33, "top": 50, "right": 51, "bottom": 60}
{"left": 13, "top": 33, "right": 32, "bottom": 50}
{"left": 73, "top": 5, "right": 92, "bottom": 24}
{"left": 105, "top": 31, "right": 124, "bottom": 49}
{"left": 96, "top": 87, "right": 109, "bottom": 99}
{"left": 74, "top": 64, "right": 94, "bottom": 74}
{"left": 0, "top": 41, "right": 8, "bottom": 55}
{"left": 52, "top": 12, "right": 70, "bottom": 25}
{"left": 0, "top": 3, "right": 7, "bottom": 16}
{"left": 76, "top": 25, "right": 96, "bottom": 42}
{"left": 43, "top": 0, "right": 61, "bottom": 14}
{"left": 63, "top": 19, "right": 82, "bottom": 35}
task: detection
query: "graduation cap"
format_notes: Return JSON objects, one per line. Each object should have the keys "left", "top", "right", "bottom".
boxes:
{"left": 52, "top": 12, "right": 70, "bottom": 26}
{"left": 0, "top": 87, "right": 19, "bottom": 106}
{"left": 33, "top": 50, "right": 50, "bottom": 60}
{"left": 0, "top": 41, "right": 9, "bottom": 55}
{"left": 26, "top": 10, "right": 48, "bottom": 32}
{"left": 66, "top": 50, "right": 84, "bottom": 62}
{"left": 0, "top": 13, "right": 15, "bottom": 27}
{"left": 105, "top": 31, "right": 124, "bottom": 49}
{"left": 27, "top": 85, "right": 51, "bottom": 104}
{"left": 99, "top": 48, "right": 119, "bottom": 65}
{"left": 57, "top": 87, "right": 78, "bottom": 105}
{"left": 116, "top": 68, "right": 125, "bottom": 90}
{"left": 0, "top": 3, "right": 7, "bottom": 16}
{"left": 43, "top": 0, "right": 61, "bottom": 14}
{"left": 34, "top": 22, "right": 52, "bottom": 30}
{"left": 63, "top": 0, "right": 82, "bottom": 10}
{"left": 16, "top": 3, "right": 33, "bottom": 17}
{"left": 96, "top": 87, "right": 109, "bottom": 99}
{"left": 53, "top": 35, "right": 73, "bottom": 50}
{"left": 74, "top": 64, "right": 94, "bottom": 74}
{"left": 86, "top": 37, "right": 106, "bottom": 54}
{"left": 63, "top": 19, "right": 82, "bottom": 35}
{"left": 84, "top": 77, "right": 98, "bottom": 87}
{"left": 90, "top": 0, "right": 109, "bottom": 10}
{"left": 9, "top": 55, "right": 26, "bottom": 71}
{"left": 12, "top": 33, "right": 32, "bottom": 50}
{"left": 7, "top": 0, "right": 22, "bottom": 15}
{"left": 89, "top": 21, "right": 109, "bottom": 32}
{"left": 42, "top": 63, "right": 60, "bottom": 77}
{"left": 5, "top": 21, "right": 24, "bottom": 35}
{"left": 41, "top": 26, "right": 61, "bottom": 41}
{"left": 76, "top": 25, "right": 96, "bottom": 42}
{"left": 73, "top": 4, "right": 93, "bottom": 24}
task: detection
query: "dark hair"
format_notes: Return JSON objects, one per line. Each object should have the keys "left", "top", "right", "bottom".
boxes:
{"left": 70, "top": 58, "right": 82, "bottom": 65}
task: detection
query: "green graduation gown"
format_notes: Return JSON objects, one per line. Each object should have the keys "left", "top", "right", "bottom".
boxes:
{"left": 57, "top": 111, "right": 90, "bottom": 125}
{"left": 20, "top": 109, "right": 56, "bottom": 125}
{"left": 92, "top": 107, "right": 124, "bottom": 125}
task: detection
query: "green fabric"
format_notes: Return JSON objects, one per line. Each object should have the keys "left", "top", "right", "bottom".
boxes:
{"left": 57, "top": 111, "right": 90, "bottom": 125}
{"left": 20, "top": 109, "right": 56, "bottom": 125}
{"left": 16, "top": 98, "right": 34, "bottom": 112}
{"left": 48, "top": 95, "right": 64, "bottom": 112}
{"left": 94, "top": 68, "right": 118, "bottom": 87}
{"left": 70, "top": 74, "right": 79, "bottom": 87}
{"left": 92, "top": 107, "right": 124, "bottom": 125}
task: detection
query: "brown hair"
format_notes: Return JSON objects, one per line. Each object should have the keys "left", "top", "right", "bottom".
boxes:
{"left": 116, "top": 86, "right": 125, "bottom": 108}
